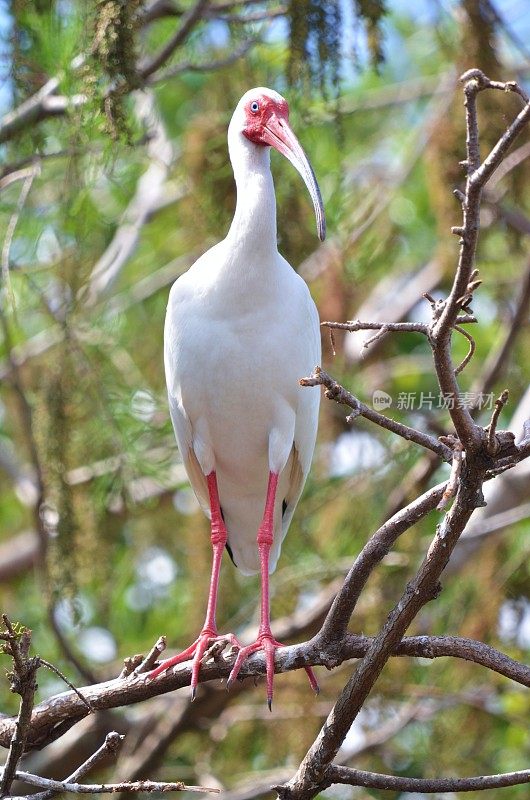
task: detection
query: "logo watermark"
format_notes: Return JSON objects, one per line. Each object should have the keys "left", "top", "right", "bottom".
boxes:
{"left": 371, "top": 390, "right": 494, "bottom": 411}
{"left": 372, "top": 390, "right": 392, "bottom": 410}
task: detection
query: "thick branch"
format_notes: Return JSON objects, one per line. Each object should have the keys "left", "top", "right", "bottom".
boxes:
{"left": 1, "top": 629, "right": 527, "bottom": 752}
{"left": 278, "top": 461, "right": 487, "bottom": 800}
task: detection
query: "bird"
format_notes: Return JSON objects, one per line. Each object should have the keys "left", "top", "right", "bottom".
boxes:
{"left": 149, "top": 87, "right": 326, "bottom": 708}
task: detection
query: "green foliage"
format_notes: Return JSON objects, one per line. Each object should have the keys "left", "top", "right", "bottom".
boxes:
{"left": 0, "top": 0, "right": 529, "bottom": 795}
{"left": 88, "top": 0, "right": 144, "bottom": 140}
{"left": 288, "top": 0, "right": 387, "bottom": 95}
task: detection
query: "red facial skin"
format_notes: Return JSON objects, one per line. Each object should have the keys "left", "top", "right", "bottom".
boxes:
{"left": 241, "top": 91, "right": 327, "bottom": 242}
{"left": 242, "top": 94, "right": 290, "bottom": 145}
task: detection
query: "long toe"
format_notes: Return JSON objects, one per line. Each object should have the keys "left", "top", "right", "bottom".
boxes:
{"left": 190, "top": 633, "right": 216, "bottom": 696}
{"left": 305, "top": 666, "right": 320, "bottom": 695}
{"left": 148, "top": 626, "right": 223, "bottom": 682}
{"left": 226, "top": 642, "right": 258, "bottom": 689}
{"left": 148, "top": 640, "right": 200, "bottom": 680}
{"left": 226, "top": 635, "right": 280, "bottom": 707}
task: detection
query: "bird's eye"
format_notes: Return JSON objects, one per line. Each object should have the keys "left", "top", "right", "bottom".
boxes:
{"left": 250, "top": 100, "right": 259, "bottom": 114}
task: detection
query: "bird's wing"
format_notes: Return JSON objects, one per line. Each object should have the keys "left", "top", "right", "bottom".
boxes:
{"left": 279, "top": 281, "right": 321, "bottom": 539}
{"left": 168, "top": 394, "right": 210, "bottom": 517}
{"left": 165, "top": 276, "right": 211, "bottom": 517}
{"left": 280, "top": 444, "right": 305, "bottom": 530}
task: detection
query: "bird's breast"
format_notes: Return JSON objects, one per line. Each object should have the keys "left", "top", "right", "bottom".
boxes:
{"left": 165, "top": 258, "right": 318, "bottom": 473}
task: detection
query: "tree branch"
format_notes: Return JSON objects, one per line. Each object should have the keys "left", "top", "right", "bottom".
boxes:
{"left": 1, "top": 627, "right": 527, "bottom": 753}
{"left": 6, "top": 772, "right": 219, "bottom": 795}
{"left": 25, "top": 731, "right": 124, "bottom": 800}
{"left": 431, "top": 71, "right": 530, "bottom": 448}
{"left": 0, "top": 619, "right": 39, "bottom": 798}
{"left": 138, "top": 0, "right": 211, "bottom": 81}
{"left": 300, "top": 367, "right": 453, "bottom": 461}
{"left": 324, "top": 765, "right": 530, "bottom": 793}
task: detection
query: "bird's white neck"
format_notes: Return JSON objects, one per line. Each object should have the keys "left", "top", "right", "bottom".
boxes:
{"left": 225, "top": 130, "right": 278, "bottom": 257}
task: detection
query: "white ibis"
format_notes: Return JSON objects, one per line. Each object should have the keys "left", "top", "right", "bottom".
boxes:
{"left": 150, "top": 88, "right": 325, "bottom": 707}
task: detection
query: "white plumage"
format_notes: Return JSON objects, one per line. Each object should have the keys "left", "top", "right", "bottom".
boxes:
{"left": 152, "top": 87, "right": 325, "bottom": 704}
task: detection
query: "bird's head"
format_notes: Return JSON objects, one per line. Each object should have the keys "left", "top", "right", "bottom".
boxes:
{"left": 232, "top": 88, "right": 326, "bottom": 242}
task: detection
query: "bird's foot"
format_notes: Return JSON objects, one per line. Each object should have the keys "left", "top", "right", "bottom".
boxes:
{"left": 148, "top": 627, "right": 242, "bottom": 699}
{"left": 226, "top": 632, "right": 319, "bottom": 710}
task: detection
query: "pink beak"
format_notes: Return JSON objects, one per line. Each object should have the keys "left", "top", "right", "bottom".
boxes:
{"left": 261, "top": 114, "right": 326, "bottom": 242}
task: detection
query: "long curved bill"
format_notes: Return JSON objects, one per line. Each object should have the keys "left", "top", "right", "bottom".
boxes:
{"left": 261, "top": 115, "right": 326, "bottom": 242}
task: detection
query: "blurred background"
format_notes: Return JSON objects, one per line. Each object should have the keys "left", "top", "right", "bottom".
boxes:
{"left": 0, "top": 1, "right": 529, "bottom": 798}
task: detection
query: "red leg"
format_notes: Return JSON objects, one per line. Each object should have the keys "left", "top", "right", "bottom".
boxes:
{"left": 149, "top": 472, "right": 241, "bottom": 697}
{"left": 226, "top": 472, "right": 319, "bottom": 709}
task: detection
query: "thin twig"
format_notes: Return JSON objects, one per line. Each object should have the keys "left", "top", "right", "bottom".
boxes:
{"left": 133, "top": 636, "right": 168, "bottom": 676}
{"left": 325, "top": 765, "right": 530, "bottom": 793}
{"left": 1, "top": 165, "right": 39, "bottom": 297}
{"left": 139, "top": 0, "right": 210, "bottom": 81}
{"left": 0, "top": 618, "right": 39, "bottom": 798}
{"left": 486, "top": 389, "right": 510, "bottom": 455}
{"left": 321, "top": 320, "right": 429, "bottom": 334}
{"left": 26, "top": 731, "right": 124, "bottom": 800}
{"left": 436, "top": 440, "right": 463, "bottom": 510}
{"left": 453, "top": 324, "right": 476, "bottom": 375}
{"left": 300, "top": 367, "right": 453, "bottom": 462}
{"left": 3, "top": 772, "right": 220, "bottom": 794}
{"left": 37, "top": 659, "right": 93, "bottom": 712}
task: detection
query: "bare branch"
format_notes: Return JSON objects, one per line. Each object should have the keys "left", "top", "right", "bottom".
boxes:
{"left": 430, "top": 72, "right": 530, "bottom": 448}
{"left": 278, "top": 454, "right": 490, "bottom": 800}
{"left": 324, "top": 765, "right": 530, "bottom": 794}
{"left": 321, "top": 319, "right": 429, "bottom": 335}
{"left": 2, "top": 165, "right": 39, "bottom": 293}
{"left": 0, "top": 619, "right": 39, "bottom": 798}
{"left": 436, "top": 439, "right": 463, "bottom": 510}
{"left": 300, "top": 367, "right": 453, "bottom": 462}
{"left": 26, "top": 731, "right": 124, "bottom": 800}
{"left": 453, "top": 324, "right": 476, "bottom": 375}
{"left": 486, "top": 389, "right": 510, "bottom": 455}
{"left": 0, "top": 629, "right": 527, "bottom": 753}
{"left": 5, "top": 771, "right": 220, "bottom": 794}
{"left": 138, "top": 0, "right": 211, "bottom": 81}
